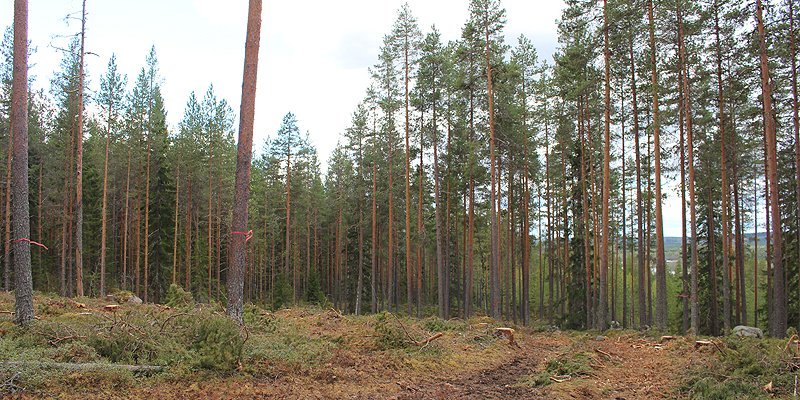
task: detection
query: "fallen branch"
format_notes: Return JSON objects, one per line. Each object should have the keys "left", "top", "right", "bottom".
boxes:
{"left": 0, "top": 361, "right": 163, "bottom": 373}
{"left": 0, "top": 372, "right": 23, "bottom": 394}
{"left": 416, "top": 332, "right": 444, "bottom": 350}
{"left": 550, "top": 374, "right": 571, "bottom": 383}
{"left": 159, "top": 312, "right": 189, "bottom": 333}
{"left": 49, "top": 335, "right": 87, "bottom": 346}
{"left": 595, "top": 348, "right": 615, "bottom": 360}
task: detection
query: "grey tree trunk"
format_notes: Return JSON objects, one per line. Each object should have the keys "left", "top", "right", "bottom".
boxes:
{"left": 12, "top": 0, "right": 34, "bottom": 325}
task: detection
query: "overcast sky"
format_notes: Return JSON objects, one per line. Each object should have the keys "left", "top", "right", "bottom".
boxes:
{"left": 1, "top": 0, "right": 705, "bottom": 237}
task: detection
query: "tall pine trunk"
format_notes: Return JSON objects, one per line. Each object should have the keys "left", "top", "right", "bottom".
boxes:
{"left": 714, "top": 2, "right": 732, "bottom": 332}
{"left": 226, "top": 0, "right": 261, "bottom": 323}
{"left": 11, "top": 0, "right": 34, "bottom": 324}
{"left": 172, "top": 167, "right": 180, "bottom": 285}
{"left": 74, "top": 0, "right": 86, "bottom": 297}
{"left": 371, "top": 163, "right": 378, "bottom": 313}
{"left": 628, "top": 42, "right": 646, "bottom": 329}
{"left": 678, "top": 0, "right": 700, "bottom": 334}
{"left": 403, "top": 33, "right": 414, "bottom": 316}
{"left": 99, "top": 70, "right": 115, "bottom": 297}
{"left": 789, "top": 0, "right": 800, "bottom": 331}
{"left": 757, "top": 0, "right": 786, "bottom": 337}
{"left": 485, "top": 13, "right": 500, "bottom": 320}
{"left": 647, "top": 0, "right": 667, "bottom": 330}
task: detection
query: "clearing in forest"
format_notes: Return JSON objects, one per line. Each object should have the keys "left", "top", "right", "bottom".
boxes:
{"left": 0, "top": 293, "right": 793, "bottom": 399}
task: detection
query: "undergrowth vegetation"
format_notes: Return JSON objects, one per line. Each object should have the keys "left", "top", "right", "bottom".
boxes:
{"left": 681, "top": 336, "right": 798, "bottom": 399}
{"left": 0, "top": 293, "right": 512, "bottom": 397}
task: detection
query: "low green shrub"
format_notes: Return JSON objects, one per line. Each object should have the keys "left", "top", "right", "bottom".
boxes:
{"left": 190, "top": 315, "right": 244, "bottom": 371}
{"left": 166, "top": 284, "right": 195, "bottom": 308}
{"left": 681, "top": 337, "right": 794, "bottom": 399}
{"left": 525, "top": 352, "right": 594, "bottom": 387}
{"left": 373, "top": 312, "right": 411, "bottom": 350}
{"left": 422, "top": 317, "right": 464, "bottom": 333}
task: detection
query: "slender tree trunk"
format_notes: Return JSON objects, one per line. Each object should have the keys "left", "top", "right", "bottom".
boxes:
{"left": 789, "top": 0, "right": 800, "bottom": 332}
{"left": 485, "top": 16, "right": 500, "bottom": 320}
{"left": 100, "top": 71, "right": 114, "bottom": 297}
{"left": 465, "top": 88, "right": 476, "bottom": 319}
{"left": 708, "top": 190, "right": 719, "bottom": 336}
{"left": 226, "top": 0, "right": 261, "bottom": 323}
{"left": 134, "top": 194, "right": 141, "bottom": 296}
{"left": 629, "top": 42, "right": 646, "bottom": 329}
{"left": 215, "top": 189, "right": 221, "bottom": 299}
{"left": 598, "top": 0, "right": 612, "bottom": 331}
{"left": 172, "top": 167, "right": 180, "bottom": 285}
{"left": 11, "top": 0, "right": 33, "bottom": 324}
{"left": 676, "top": 20, "right": 689, "bottom": 333}
{"left": 185, "top": 180, "right": 192, "bottom": 290}
{"left": 646, "top": 0, "right": 667, "bottom": 330}
{"left": 73, "top": 0, "right": 87, "bottom": 298}
{"left": 733, "top": 160, "right": 747, "bottom": 325}
{"left": 417, "top": 127, "right": 424, "bottom": 317}
{"left": 621, "top": 86, "right": 628, "bottom": 329}
{"left": 433, "top": 97, "right": 447, "bottom": 319}
{"left": 143, "top": 140, "right": 150, "bottom": 302}
{"left": 579, "top": 98, "right": 591, "bottom": 328}
{"left": 285, "top": 144, "right": 293, "bottom": 302}
{"left": 4, "top": 80, "right": 14, "bottom": 293}
{"left": 757, "top": 0, "right": 786, "bottom": 338}
{"left": 208, "top": 130, "right": 214, "bottom": 300}
{"left": 388, "top": 89, "right": 395, "bottom": 313}
{"left": 356, "top": 148, "right": 364, "bottom": 315}
{"left": 713, "top": 1, "right": 732, "bottom": 333}
{"left": 371, "top": 163, "right": 378, "bottom": 313}
{"left": 545, "top": 108, "right": 553, "bottom": 322}
{"left": 678, "top": 1, "right": 699, "bottom": 334}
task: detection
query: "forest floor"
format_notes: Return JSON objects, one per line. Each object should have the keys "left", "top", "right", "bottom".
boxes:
{"left": 0, "top": 292, "right": 793, "bottom": 399}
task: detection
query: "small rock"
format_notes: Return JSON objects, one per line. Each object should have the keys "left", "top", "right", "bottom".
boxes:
{"left": 595, "top": 335, "right": 607, "bottom": 342}
{"left": 127, "top": 295, "right": 143, "bottom": 305}
{"left": 732, "top": 325, "right": 763, "bottom": 339}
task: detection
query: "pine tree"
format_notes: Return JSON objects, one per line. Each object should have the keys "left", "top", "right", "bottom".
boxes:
{"left": 227, "top": 0, "right": 261, "bottom": 323}
{"left": 97, "top": 54, "right": 126, "bottom": 297}
{"left": 11, "top": 0, "right": 33, "bottom": 324}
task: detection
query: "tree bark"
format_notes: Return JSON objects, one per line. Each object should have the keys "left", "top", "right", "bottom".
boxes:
{"left": 11, "top": 0, "right": 33, "bottom": 324}
{"left": 647, "top": 0, "right": 667, "bottom": 331}
{"left": 678, "top": 0, "right": 699, "bottom": 334}
{"left": 371, "top": 163, "right": 378, "bottom": 313}
{"left": 143, "top": 140, "right": 150, "bottom": 302}
{"left": 100, "top": 62, "right": 114, "bottom": 297}
{"left": 172, "top": 167, "right": 180, "bottom": 285}
{"left": 757, "top": 0, "right": 786, "bottom": 338}
{"left": 485, "top": 12, "right": 500, "bottom": 320}
{"left": 226, "top": 0, "right": 261, "bottom": 323}
{"left": 403, "top": 31, "right": 414, "bottom": 317}
{"left": 74, "top": 0, "right": 86, "bottom": 298}
{"left": 208, "top": 128, "right": 214, "bottom": 300}
{"left": 789, "top": 0, "right": 800, "bottom": 332}
{"left": 629, "top": 42, "right": 646, "bottom": 330}
{"left": 676, "top": 13, "right": 689, "bottom": 333}
{"left": 714, "top": 2, "right": 731, "bottom": 332}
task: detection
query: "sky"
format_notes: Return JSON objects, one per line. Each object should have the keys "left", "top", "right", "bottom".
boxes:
{"left": 0, "top": 0, "right": 699, "bottom": 237}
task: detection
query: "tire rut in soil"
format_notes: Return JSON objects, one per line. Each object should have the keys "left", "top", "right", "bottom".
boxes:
{"left": 397, "top": 355, "right": 543, "bottom": 400}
